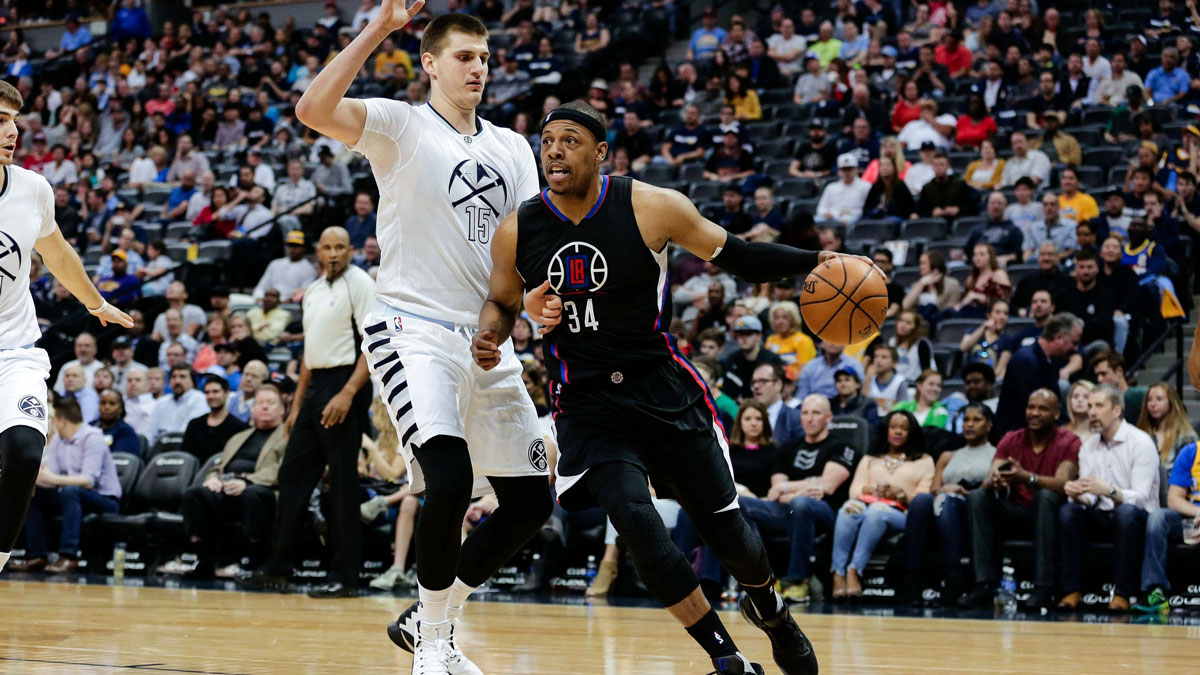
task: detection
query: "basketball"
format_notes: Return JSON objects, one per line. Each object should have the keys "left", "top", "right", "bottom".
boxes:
{"left": 800, "top": 256, "right": 888, "bottom": 346}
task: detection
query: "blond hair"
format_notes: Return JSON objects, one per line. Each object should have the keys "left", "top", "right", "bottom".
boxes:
{"left": 1137, "top": 382, "right": 1197, "bottom": 465}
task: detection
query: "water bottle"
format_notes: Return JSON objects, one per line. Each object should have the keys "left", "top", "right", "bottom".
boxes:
{"left": 112, "top": 542, "right": 127, "bottom": 583}
{"left": 585, "top": 555, "right": 598, "bottom": 585}
{"left": 976, "top": 340, "right": 993, "bottom": 366}
{"left": 995, "top": 565, "right": 1017, "bottom": 614}
{"left": 721, "top": 575, "right": 741, "bottom": 603}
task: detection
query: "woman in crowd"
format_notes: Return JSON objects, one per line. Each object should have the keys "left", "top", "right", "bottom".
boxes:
{"left": 891, "top": 79, "right": 923, "bottom": 132}
{"left": 955, "top": 95, "right": 997, "bottom": 149}
{"left": 511, "top": 315, "right": 537, "bottom": 361}
{"left": 861, "top": 136, "right": 910, "bottom": 184}
{"left": 765, "top": 300, "right": 816, "bottom": 378}
{"left": 903, "top": 403, "right": 995, "bottom": 604}
{"left": 1137, "top": 382, "right": 1198, "bottom": 467}
{"left": 964, "top": 138, "right": 1005, "bottom": 190}
{"left": 605, "top": 146, "right": 639, "bottom": 180}
{"left": 1075, "top": 9, "right": 1107, "bottom": 50}
{"left": 363, "top": 399, "right": 421, "bottom": 592}
{"left": 893, "top": 369, "right": 950, "bottom": 429}
{"left": 726, "top": 74, "right": 762, "bottom": 121}
{"left": 902, "top": 251, "right": 963, "bottom": 317}
{"left": 1065, "top": 380, "right": 1096, "bottom": 443}
{"left": 959, "top": 299, "right": 1009, "bottom": 368}
{"left": 95, "top": 388, "right": 142, "bottom": 457}
{"left": 863, "top": 155, "right": 918, "bottom": 222}
{"left": 194, "top": 185, "right": 240, "bottom": 240}
{"left": 192, "top": 312, "right": 231, "bottom": 373}
{"left": 832, "top": 410, "right": 934, "bottom": 600}
{"left": 952, "top": 243, "right": 1011, "bottom": 318}
{"left": 889, "top": 309, "right": 935, "bottom": 382}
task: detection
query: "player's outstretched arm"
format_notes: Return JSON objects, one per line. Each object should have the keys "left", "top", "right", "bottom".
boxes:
{"left": 36, "top": 228, "right": 132, "bottom": 328}
{"left": 474, "top": 214, "right": 525, "bottom": 371}
{"left": 633, "top": 183, "right": 884, "bottom": 283}
{"left": 295, "top": 0, "right": 426, "bottom": 146}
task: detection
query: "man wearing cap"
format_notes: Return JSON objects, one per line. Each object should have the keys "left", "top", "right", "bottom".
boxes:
{"left": 902, "top": 141, "right": 940, "bottom": 196}
{"left": 711, "top": 184, "right": 755, "bottom": 236}
{"left": 719, "top": 315, "right": 784, "bottom": 401}
{"left": 688, "top": 8, "right": 727, "bottom": 63}
{"left": 95, "top": 250, "right": 141, "bottom": 307}
{"left": 870, "top": 46, "right": 900, "bottom": 96}
{"left": 52, "top": 14, "right": 93, "bottom": 58}
{"left": 767, "top": 18, "right": 807, "bottom": 78}
{"left": 108, "top": 336, "right": 146, "bottom": 391}
{"left": 792, "top": 52, "right": 830, "bottom": 105}
{"left": 817, "top": 154, "right": 871, "bottom": 224}
{"left": 21, "top": 133, "right": 52, "bottom": 173}
{"left": 790, "top": 122, "right": 838, "bottom": 178}
{"left": 253, "top": 231, "right": 318, "bottom": 302}
{"left": 795, "top": 341, "right": 864, "bottom": 401}
{"left": 703, "top": 127, "right": 755, "bottom": 182}
{"left": 829, "top": 367, "right": 878, "bottom": 426}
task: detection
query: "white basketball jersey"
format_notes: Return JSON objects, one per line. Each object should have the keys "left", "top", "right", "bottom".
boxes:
{"left": 0, "top": 164, "right": 57, "bottom": 349}
{"left": 349, "top": 100, "right": 540, "bottom": 325}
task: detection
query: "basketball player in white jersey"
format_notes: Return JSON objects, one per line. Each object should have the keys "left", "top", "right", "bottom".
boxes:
{"left": 295, "top": 4, "right": 552, "bottom": 674}
{"left": 0, "top": 80, "right": 133, "bottom": 575}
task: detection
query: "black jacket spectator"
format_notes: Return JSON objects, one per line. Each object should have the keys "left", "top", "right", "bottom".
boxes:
{"left": 964, "top": 219, "right": 1025, "bottom": 260}
{"left": 919, "top": 175, "right": 976, "bottom": 218}
{"left": 182, "top": 410, "right": 248, "bottom": 462}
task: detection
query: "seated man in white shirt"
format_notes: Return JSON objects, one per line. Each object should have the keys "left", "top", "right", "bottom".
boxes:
{"left": 903, "top": 142, "right": 940, "bottom": 196}
{"left": 150, "top": 364, "right": 210, "bottom": 442}
{"left": 1057, "top": 384, "right": 1159, "bottom": 612}
{"left": 816, "top": 153, "right": 872, "bottom": 224}
{"left": 897, "top": 99, "right": 956, "bottom": 151}
{"left": 253, "top": 230, "right": 318, "bottom": 301}
{"left": 123, "top": 368, "right": 157, "bottom": 440}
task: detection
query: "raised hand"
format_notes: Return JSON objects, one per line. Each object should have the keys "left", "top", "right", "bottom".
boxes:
{"left": 375, "top": 0, "right": 426, "bottom": 33}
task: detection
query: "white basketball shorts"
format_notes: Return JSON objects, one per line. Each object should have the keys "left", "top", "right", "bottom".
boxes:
{"left": 0, "top": 346, "right": 51, "bottom": 437}
{"left": 360, "top": 301, "right": 549, "bottom": 497}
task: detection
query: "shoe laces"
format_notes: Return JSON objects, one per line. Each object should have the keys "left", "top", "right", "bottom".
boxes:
{"left": 414, "top": 638, "right": 451, "bottom": 674}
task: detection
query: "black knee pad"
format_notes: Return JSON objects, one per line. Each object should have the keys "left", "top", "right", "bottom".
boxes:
{"left": 490, "top": 475, "right": 554, "bottom": 533}
{"left": 0, "top": 426, "right": 45, "bottom": 477}
{"left": 413, "top": 435, "right": 474, "bottom": 505}
{"left": 692, "top": 508, "right": 771, "bottom": 584}
{"left": 609, "top": 499, "right": 699, "bottom": 606}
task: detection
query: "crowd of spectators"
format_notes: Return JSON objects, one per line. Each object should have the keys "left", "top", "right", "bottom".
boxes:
{"left": 4, "top": 0, "right": 1200, "bottom": 611}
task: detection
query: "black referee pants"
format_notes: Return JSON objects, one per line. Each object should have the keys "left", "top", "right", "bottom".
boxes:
{"left": 264, "top": 365, "right": 371, "bottom": 587}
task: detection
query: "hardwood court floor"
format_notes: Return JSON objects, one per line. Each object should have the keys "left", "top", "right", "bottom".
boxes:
{"left": 0, "top": 580, "right": 1196, "bottom": 674}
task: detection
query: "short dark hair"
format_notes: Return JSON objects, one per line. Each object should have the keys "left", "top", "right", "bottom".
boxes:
{"left": 1076, "top": 220, "right": 1097, "bottom": 234}
{"left": 1059, "top": 166, "right": 1077, "bottom": 179}
{"left": 1074, "top": 247, "right": 1099, "bottom": 264}
{"left": 1179, "top": 170, "right": 1197, "bottom": 184}
{"left": 420, "top": 13, "right": 489, "bottom": 57}
{"left": 0, "top": 79, "right": 23, "bottom": 113}
{"left": 754, "top": 362, "right": 787, "bottom": 383}
{"left": 1131, "top": 166, "right": 1153, "bottom": 180}
{"left": 691, "top": 355, "right": 723, "bottom": 381}
{"left": 169, "top": 363, "right": 195, "bottom": 379}
{"left": 873, "top": 248, "right": 893, "bottom": 263}
{"left": 698, "top": 327, "right": 726, "bottom": 347}
{"left": 204, "top": 375, "right": 230, "bottom": 392}
{"left": 1090, "top": 349, "right": 1125, "bottom": 373}
{"left": 53, "top": 396, "right": 83, "bottom": 424}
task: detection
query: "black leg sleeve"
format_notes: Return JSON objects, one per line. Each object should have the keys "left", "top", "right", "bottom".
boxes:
{"left": 456, "top": 475, "right": 554, "bottom": 588}
{"left": 0, "top": 426, "right": 47, "bottom": 551}
{"left": 411, "top": 435, "right": 476, "bottom": 591}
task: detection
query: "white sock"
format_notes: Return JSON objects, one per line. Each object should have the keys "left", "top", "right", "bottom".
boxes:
{"left": 447, "top": 578, "right": 477, "bottom": 611}
{"left": 418, "top": 584, "right": 452, "bottom": 624}
{"left": 0, "top": 551, "right": 9, "bottom": 572}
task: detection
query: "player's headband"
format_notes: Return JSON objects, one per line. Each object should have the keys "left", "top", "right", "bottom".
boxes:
{"left": 541, "top": 108, "right": 607, "bottom": 144}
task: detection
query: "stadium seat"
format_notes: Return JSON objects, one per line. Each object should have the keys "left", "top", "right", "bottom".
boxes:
{"left": 166, "top": 222, "right": 193, "bottom": 240}
{"left": 679, "top": 163, "right": 706, "bottom": 182}
{"left": 762, "top": 159, "right": 794, "bottom": 179}
{"left": 756, "top": 139, "right": 794, "bottom": 159}
{"left": 947, "top": 266, "right": 970, "bottom": 287}
{"left": 639, "top": 164, "right": 677, "bottom": 186}
{"left": 197, "top": 240, "right": 232, "bottom": 261}
{"left": 901, "top": 218, "right": 948, "bottom": 240}
{"left": 1005, "top": 264, "right": 1040, "bottom": 287}
{"left": 829, "top": 415, "right": 871, "bottom": 453}
{"left": 688, "top": 182, "right": 724, "bottom": 202}
{"left": 890, "top": 266, "right": 921, "bottom": 289}
{"left": 1084, "top": 147, "right": 1125, "bottom": 168}
{"left": 849, "top": 220, "right": 897, "bottom": 240}
{"left": 933, "top": 318, "right": 980, "bottom": 348}
{"left": 1073, "top": 165, "right": 1104, "bottom": 189}
{"left": 95, "top": 451, "right": 200, "bottom": 535}
{"left": 1005, "top": 317, "right": 1036, "bottom": 336}
{"left": 84, "top": 248, "right": 103, "bottom": 266}
{"left": 876, "top": 320, "right": 896, "bottom": 344}
{"left": 787, "top": 199, "right": 819, "bottom": 221}
{"left": 110, "top": 453, "right": 144, "bottom": 512}
{"left": 1080, "top": 106, "right": 1114, "bottom": 127}
{"left": 148, "top": 432, "right": 185, "bottom": 460}
{"left": 190, "top": 453, "right": 224, "bottom": 489}
{"left": 775, "top": 178, "right": 816, "bottom": 200}
{"left": 924, "top": 239, "right": 967, "bottom": 261}
{"left": 166, "top": 242, "right": 191, "bottom": 263}
{"left": 932, "top": 347, "right": 963, "bottom": 378}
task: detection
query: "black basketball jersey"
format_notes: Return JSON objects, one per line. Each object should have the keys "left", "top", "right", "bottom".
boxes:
{"left": 515, "top": 175, "right": 682, "bottom": 390}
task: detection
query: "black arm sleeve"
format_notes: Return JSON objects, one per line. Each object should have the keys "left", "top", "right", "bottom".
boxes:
{"left": 709, "top": 232, "right": 821, "bottom": 283}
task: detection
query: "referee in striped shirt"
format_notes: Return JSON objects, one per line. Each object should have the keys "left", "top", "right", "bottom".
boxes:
{"left": 244, "top": 227, "right": 375, "bottom": 597}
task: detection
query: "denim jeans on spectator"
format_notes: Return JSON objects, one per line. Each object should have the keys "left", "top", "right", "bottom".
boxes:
{"left": 22, "top": 486, "right": 120, "bottom": 557}
{"left": 1058, "top": 502, "right": 1149, "bottom": 598}
{"left": 831, "top": 502, "right": 906, "bottom": 575}
{"left": 1141, "top": 508, "right": 1185, "bottom": 592}
{"left": 672, "top": 509, "right": 724, "bottom": 584}
{"left": 739, "top": 495, "right": 836, "bottom": 582}
{"left": 967, "top": 487, "right": 1063, "bottom": 588}
{"left": 1113, "top": 313, "right": 1130, "bottom": 354}
{"left": 904, "top": 492, "right": 967, "bottom": 585}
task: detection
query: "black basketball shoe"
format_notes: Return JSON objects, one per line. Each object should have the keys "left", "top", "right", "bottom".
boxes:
{"left": 707, "top": 653, "right": 765, "bottom": 674}
{"left": 387, "top": 601, "right": 419, "bottom": 653}
{"left": 739, "top": 594, "right": 819, "bottom": 675}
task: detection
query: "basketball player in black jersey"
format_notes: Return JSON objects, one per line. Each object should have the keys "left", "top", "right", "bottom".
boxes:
{"left": 473, "top": 102, "right": 877, "bottom": 674}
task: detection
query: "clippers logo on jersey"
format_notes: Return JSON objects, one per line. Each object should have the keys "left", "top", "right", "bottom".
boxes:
{"left": 528, "top": 439, "right": 548, "bottom": 471}
{"left": 18, "top": 395, "right": 44, "bottom": 420}
{"left": 547, "top": 242, "right": 608, "bottom": 293}
{"left": 0, "top": 230, "right": 22, "bottom": 295}
{"left": 448, "top": 159, "right": 508, "bottom": 217}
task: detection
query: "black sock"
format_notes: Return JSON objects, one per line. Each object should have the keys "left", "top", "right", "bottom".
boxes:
{"left": 685, "top": 609, "right": 739, "bottom": 658}
{"left": 742, "top": 577, "right": 783, "bottom": 620}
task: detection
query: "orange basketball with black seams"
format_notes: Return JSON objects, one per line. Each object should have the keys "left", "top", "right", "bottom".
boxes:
{"left": 800, "top": 256, "right": 888, "bottom": 346}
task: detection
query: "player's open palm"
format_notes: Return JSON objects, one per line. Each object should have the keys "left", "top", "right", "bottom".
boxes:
{"left": 524, "top": 280, "right": 562, "bottom": 335}
{"left": 376, "top": 0, "right": 426, "bottom": 32}
{"left": 95, "top": 304, "right": 134, "bottom": 328}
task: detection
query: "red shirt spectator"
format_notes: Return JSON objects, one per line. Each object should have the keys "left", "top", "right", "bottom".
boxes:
{"left": 22, "top": 133, "right": 52, "bottom": 173}
{"left": 935, "top": 37, "right": 973, "bottom": 77}
{"left": 892, "top": 83, "right": 923, "bottom": 132}
{"left": 955, "top": 114, "right": 998, "bottom": 148}
{"left": 993, "top": 426, "right": 1081, "bottom": 506}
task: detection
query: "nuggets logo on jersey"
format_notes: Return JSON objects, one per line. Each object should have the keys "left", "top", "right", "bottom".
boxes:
{"left": 0, "top": 230, "right": 22, "bottom": 295}
{"left": 528, "top": 439, "right": 548, "bottom": 471}
{"left": 18, "top": 395, "right": 44, "bottom": 419}
{"left": 449, "top": 159, "right": 509, "bottom": 217}
{"left": 547, "top": 242, "right": 608, "bottom": 294}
